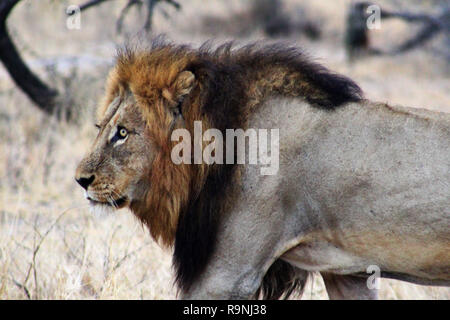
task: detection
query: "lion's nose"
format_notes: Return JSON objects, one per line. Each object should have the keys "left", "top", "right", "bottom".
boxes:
{"left": 75, "top": 175, "right": 95, "bottom": 190}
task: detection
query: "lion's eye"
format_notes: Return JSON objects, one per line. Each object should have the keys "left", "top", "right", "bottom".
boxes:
{"left": 118, "top": 128, "right": 128, "bottom": 138}
{"left": 111, "top": 126, "right": 129, "bottom": 145}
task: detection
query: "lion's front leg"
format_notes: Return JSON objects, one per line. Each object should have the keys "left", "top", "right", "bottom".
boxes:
{"left": 180, "top": 207, "right": 286, "bottom": 299}
{"left": 180, "top": 228, "right": 275, "bottom": 299}
{"left": 181, "top": 261, "right": 264, "bottom": 299}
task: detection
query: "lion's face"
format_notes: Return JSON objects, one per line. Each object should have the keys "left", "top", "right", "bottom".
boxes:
{"left": 75, "top": 92, "right": 155, "bottom": 212}
{"left": 75, "top": 55, "right": 197, "bottom": 243}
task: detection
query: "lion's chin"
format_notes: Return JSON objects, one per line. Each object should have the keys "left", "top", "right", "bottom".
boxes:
{"left": 89, "top": 202, "right": 116, "bottom": 218}
{"left": 87, "top": 196, "right": 128, "bottom": 218}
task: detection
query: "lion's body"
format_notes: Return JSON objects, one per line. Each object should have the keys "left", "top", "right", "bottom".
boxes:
{"left": 76, "top": 40, "right": 450, "bottom": 299}
{"left": 185, "top": 97, "right": 450, "bottom": 299}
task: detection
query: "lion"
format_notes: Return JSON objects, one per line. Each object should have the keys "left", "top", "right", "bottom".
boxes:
{"left": 75, "top": 39, "right": 450, "bottom": 299}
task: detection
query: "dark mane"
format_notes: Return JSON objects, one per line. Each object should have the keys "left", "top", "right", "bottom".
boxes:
{"left": 172, "top": 41, "right": 363, "bottom": 297}
{"left": 112, "top": 39, "right": 363, "bottom": 298}
{"left": 203, "top": 41, "right": 363, "bottom": 108}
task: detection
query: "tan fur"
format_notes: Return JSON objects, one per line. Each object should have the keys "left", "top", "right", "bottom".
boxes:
{"left": 76, "top": 41, "right": 449, "bottom": 299}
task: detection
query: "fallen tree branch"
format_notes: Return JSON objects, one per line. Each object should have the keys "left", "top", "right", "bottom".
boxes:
{"left": 388, "top": 8, "right": 450, "bottom": 54}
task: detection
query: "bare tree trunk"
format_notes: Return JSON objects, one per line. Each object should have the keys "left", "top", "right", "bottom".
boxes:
{"left": 0, "top": 0, "right": 58, "bottom": 114}
{"left": 143, "top": 0, "right": 157, "bottom": 32}
{"left": 117, "top": 0, "right": 142, "bottom": 34}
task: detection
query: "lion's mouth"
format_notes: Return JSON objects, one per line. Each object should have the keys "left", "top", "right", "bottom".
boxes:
{"left": 87, "top": 196, "right": 128, "bottom": 208}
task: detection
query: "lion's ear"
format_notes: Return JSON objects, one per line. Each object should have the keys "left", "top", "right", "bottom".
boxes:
{"left": 172, "top": 71, "right": 195, "bottom": 101}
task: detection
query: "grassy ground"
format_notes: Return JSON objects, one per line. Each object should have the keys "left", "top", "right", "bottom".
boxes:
{"left": 0, "top": 0, "right": 448, "bottom": 299}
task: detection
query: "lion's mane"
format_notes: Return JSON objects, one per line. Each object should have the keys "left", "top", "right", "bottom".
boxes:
{"left": 98, "top": 38, "right": 362, "bottom": 297}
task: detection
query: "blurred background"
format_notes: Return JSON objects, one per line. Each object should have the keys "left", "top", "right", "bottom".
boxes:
{"left": 0, "top": 0, "right": 448, "bottom": 299}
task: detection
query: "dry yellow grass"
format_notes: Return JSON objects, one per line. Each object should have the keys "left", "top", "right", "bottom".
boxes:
{"left": 0, "top": 0, "right": 448, "bottom": 299}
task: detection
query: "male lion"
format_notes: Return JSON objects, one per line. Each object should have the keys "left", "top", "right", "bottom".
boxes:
{"left": 75, "top": 40, "right": 450, "bottom": 299}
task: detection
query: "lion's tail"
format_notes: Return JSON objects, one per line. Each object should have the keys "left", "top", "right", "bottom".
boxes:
{"left": 253, "top": 259, "right": 310, "bottom": 300}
